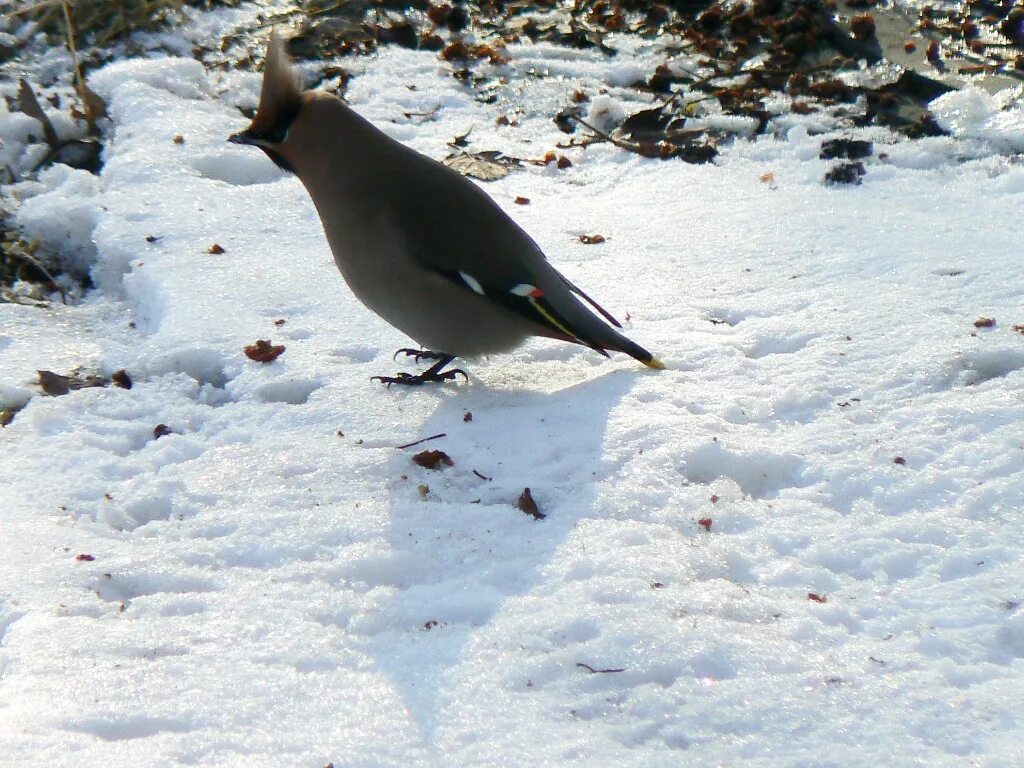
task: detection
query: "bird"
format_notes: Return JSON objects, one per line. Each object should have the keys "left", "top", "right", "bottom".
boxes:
{"left": 229, "top": 32, "right": 664, "bottom": 386}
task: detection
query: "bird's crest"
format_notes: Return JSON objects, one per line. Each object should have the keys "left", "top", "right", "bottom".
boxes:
{"left": 249, "top": 30, "right": 304, "bottom": 139}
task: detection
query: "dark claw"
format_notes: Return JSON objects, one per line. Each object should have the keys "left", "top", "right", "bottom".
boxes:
{"left": 371, "top": 367, "right": 467, "bottom": 387}
{"left": 392, "top": 348, "right": 448, "bottom": 363}
{"left": 373, "top": 353, "right": 464, "bottom": 387}
{"left": 371, "top": 373, "right": 423, "bottom": 387}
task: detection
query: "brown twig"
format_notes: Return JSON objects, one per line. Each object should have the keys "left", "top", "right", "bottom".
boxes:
{"left": 576, "top": 663, "right": 626, "bottom": 674}
{"left": 570, "top": 115, "right": 655, "bottom": 156}
{"left": 3, "top": 245, "right": 67, "bottom": 304}
{"left": 395, "top": 432, "right": 447, "bottom": 450}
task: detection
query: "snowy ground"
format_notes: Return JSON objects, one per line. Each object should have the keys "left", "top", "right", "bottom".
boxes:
{"left": 2, "top": 15, "right": 1024, "bottom": 768}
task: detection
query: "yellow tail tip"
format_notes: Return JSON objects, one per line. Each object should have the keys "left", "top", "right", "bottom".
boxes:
{"left": 644, "top": 357, "right": 666, "bottom": 370}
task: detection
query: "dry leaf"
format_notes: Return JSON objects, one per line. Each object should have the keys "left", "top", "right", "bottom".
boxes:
{"left": 153, "top": 424, "right": 172, "bottom": 439}
{"left": 517, "top": 487, "right": 545, "bottom": 519}
{"left": 18, "top": 79, "right": 59, "bottom": 148}
{"left": 208, "top": 243, "right": 225, "bottom": 255}
{"left": 579, "top": 234, "right": 606, "bottom": 245}
{"left": 38, "top": 370, "right": 71, "bottom": 396}
{"left": 244, "top": 339, "right": 286, "bottom": 363}
{"left": 37, "top": 369, "right": 107, "bottom": 396}
{"left": 412, "top": 449, "right": 453, "bottom": 469}
{"left": 443, "top": 151, "right": 520, "bottom": 181}
{"left": 111, "top": 369, "right": 132, "bottom": 389}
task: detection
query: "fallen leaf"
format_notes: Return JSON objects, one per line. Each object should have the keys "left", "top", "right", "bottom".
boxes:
{"left": 824, "top": 161, "right": 866, "bottom": 185}
{"left": 37, "top": 370, "right": 70, "bottom": 396}
{"left": 973, "top": 317, "right": 995, "bottom": 328}
{"left": 75, "top": 553, "right": 95, "bottom": 562}
{"left": 849, "top": 14, "right": 876, "bottom": 41}
{"left": 207, "top": 243, "right": 225, "bottom": 255}
{"left": 427, "top": 3, "right": 452, "bottom": 24}
{"left": 412, "top": 449, "right": 453, "bottom": 469}
{"left": 518, "top": 487, "right": 545, "bottom": 519}
{"left": 448, "top": 127, "right": 472, "bottom": 147}
{"left": 554, "top": 105, "right": 582, "bottom": 133}
{"left": 819, "top": 138, "right": 873, "bottom": 161}
{"left": 442, "top": 151, "right": 521, "bottom": 181}
{"left": 17, "top": 79, "right": 59, "bottom": 148}
{"left": 808, "top": 592, "right": 828, "bottom": 603}
{"left": 579, "top": 234, "right": 606, "bottom": 245}
{"left": 153, "top": 424, "right": 172, "bottom": 439}
{"left": 893, "top": 456, "right": 906, "bottom": 465}
{"left": 463, "top": 411, "right": 473, "bottom": 422}
{"left": 514, "top": 196, "right": 530, "bottom": 205}
{"left": 37, "top": 369, "right": 108, "bottom": 396}
{"left": 698, "top": 517, "right": 713, "bottom": 531}
{"left": 244, "top": 339, "right": 286, "bottom": 363}
{"left": 619, "top": 105, "right": 673, "bottom": 143}
{"left": 172, "top": 134, "right": 185, "bottom": 144}
{"left": 111, "top": 369, "right": 132, "bottom": 389}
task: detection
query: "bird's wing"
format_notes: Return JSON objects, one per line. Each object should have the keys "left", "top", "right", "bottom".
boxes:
{"left": 429, "top": 261, "right": 611, "bottom": 355}
{"left": 391, "top": 172, "right": 619, "bottom": 354}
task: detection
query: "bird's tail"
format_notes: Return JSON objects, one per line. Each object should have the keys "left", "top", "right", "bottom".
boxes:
{"left": 604, "top": 330, "right": 666, "bottom": 370}
{"left": 549, "top": 273, "right": 665, "bottom": 369}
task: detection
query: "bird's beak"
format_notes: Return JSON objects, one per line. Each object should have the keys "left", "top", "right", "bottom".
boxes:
{"left": 228, "top": 130, "right": 256, "bottom": 146}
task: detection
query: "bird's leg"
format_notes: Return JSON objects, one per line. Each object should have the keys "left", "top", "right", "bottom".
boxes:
{"left": 372, "top": 354, "right": 468, "bottom": 386}
{"left": 392, "top": 348, "right": 451, "bottom": 364}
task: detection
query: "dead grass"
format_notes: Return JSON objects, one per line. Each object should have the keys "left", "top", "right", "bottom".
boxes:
{"left": 5, "top": 0, "right": 236, "bottom": 47}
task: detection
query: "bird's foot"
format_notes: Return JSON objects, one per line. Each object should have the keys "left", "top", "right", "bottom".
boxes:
{"left": 372, "top": 354, "right": 467, "bottom": 387}
{"left": 371, "top": 368, "right": 468, "bottom": 387}
{"left": 392, "top": 348, "right": 449, "bottom": 364}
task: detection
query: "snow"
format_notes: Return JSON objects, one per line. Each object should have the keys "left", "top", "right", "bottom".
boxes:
{"left": 931, "top": 86, "right": 1024, "bottom": 154}
{"left": 2, "top": 23, "right": 1024, "bottom": 768}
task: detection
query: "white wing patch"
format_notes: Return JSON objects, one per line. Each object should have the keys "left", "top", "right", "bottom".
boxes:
{"left": 459, "top": 271, "right": 486, "bottom": 295}
{"left": 510, "top": 283, "right": 539, "bottom": 297}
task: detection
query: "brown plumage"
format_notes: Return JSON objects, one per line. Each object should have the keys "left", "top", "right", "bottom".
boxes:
{"left": 229, "top": 32, "right": 664, "bottom": 385}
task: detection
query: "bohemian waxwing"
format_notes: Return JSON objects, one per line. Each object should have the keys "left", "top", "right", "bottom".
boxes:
{"left": 229, "top": 32, "right": 664, "bottom": 385}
